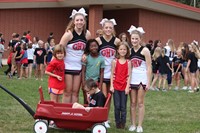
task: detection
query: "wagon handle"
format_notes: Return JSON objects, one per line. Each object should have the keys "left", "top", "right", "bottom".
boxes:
{"left": 104, "top": 92, "right": 112, "bottom": 108}
{"left": 0, "top": 84, "right": 35, "bottom": 118}
{"left": 39, "top": 86, "right": 44, "bottom": 103}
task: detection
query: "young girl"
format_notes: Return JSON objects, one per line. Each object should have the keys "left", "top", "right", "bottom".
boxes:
{"left": 82, "top": 39, "right": 105, "bottom": 104}
{"left": 150, "top": 47, "right": 161, "bottom": 91}
{"left": 181, "top": 43, "right": 190, "bottom": 90}
{"left": 110, "top": 42, "right": 131, "bottom": 129}
{"left": 46, "top": 38, "right": 55, "bottom": 64}
{"left": 59, "top": 8, "right": 91, "bottom": 103}
{"left": 72, "top": 78, "right": 106, "bottom": 111}
{"left": 128, "top": 26, "right": 152, "bottom": 133}
{"left": 186, "top": 43, "right": 200, "bottom": 93}
{"left": 45, "top": 44, "right": 66, "bottom": 102}
{"left": 16, "top": 42, "right": 28, "bottom": 79}
{"left": 27, "top": 43, "right": 34, "bottom": 78}
{"left": 172, "top": 48, "right": 183, "bottom": 91}
{"left": 34, "top": 40, "right": 46, "bottom": 81}
{"left": 164, "top": 39, "right": 176, "bottom": 90}
{"left": 157, "top": 49, "right": 172, "bottom": 91}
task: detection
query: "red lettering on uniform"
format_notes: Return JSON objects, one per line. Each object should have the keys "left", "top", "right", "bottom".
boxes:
{"left": 131, "top": 58, "right": 142, "bottom": 67}
{"left": 72, "top": 41, "right": 86, "bottom": 50}
{"left": 100, "top": 48, "right": 116, "bottom": 57}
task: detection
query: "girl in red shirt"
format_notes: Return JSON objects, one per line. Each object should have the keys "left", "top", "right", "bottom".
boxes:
{"left": 45, "top": 45, "right": 66, "bottom": 103}
{"left": 110, "top": 42, "right": 131, "bottom": 129}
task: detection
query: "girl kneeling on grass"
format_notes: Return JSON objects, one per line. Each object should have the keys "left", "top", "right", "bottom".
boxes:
{"left": 110, "top": 42, "right": 131, "bottom": 129}
{"left": 45, "top": 44, "right": 66, "bottom": 103}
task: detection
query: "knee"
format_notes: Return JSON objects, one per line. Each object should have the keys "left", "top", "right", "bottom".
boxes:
{"left": 130, "top": 102, "right": 137, "bottom": 108}
{"left": 63, "top": 89, "right": 72, "bottom": 96}
{"left": 138, "top": 103, "right": 144, "bottom": 108}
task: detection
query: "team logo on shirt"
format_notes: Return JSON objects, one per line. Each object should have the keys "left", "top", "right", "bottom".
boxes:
{"left": 131, "top": 58, "right": 142, "bottom": 67}
{"left": 72, "top": 41, "right": 86, "bottom": 50}
{"left": 100, "top": 48, "right": 116, "bottom": 57}
{"left": 37, "top": 50, "right": 43, "bottom": 56}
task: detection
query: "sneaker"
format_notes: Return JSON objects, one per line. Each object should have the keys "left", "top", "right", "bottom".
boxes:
{"left": 196, "top": 88, "right": 199, "bottom": 92}
{"left": 155, "top": 88, "right": 160, "bottom": 91}
{"left": 104, "top": 121, "right": 110, "bottom": 128}
{"left": 188, "top": 86, "right": 192, "bottom": 90}
{"left": 149, "top": 87, "right": 155, "bottom": 91}
{"left": 174, "top": 86, "right": 179, "bottom": 91}
{"left": 162, "top": 89, "right": 167, "bottom": 92}
{"left": 136, "top": 126, "right": 143, "bottom": 133}
{"left": 182, "top": 86, "right": 188, "bottom": 90}
{"left": 188, "top": 90, "right": 195, "bottom": 93}
{"left": 8, "top": 74, "right": 13, "bottom": 79}
{"left": 129, "top": 125, "right": 136, "bottom": 131}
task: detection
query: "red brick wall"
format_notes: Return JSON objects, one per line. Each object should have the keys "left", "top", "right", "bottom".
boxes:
{"left": 104, "top": 9, "right": 139, "bottom": 36}
{"left": 139, "top": 9, "right": 200, "bottom": 46}
{"left": 104, "top": 8, "right": 200, "bottom": 47}
{"left": 0, "top": 8, "right": 72, "bottom": 57}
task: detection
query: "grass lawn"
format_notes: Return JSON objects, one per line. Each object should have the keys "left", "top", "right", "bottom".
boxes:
{"left": 0, "top": 66, "right": 200, "bottom": 133}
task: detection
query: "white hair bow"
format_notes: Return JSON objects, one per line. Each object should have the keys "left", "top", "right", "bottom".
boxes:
{"left": 193, "top": 40, "right": 198, "bottom": 45}
{"left": 99, "top": 18, "right": 117, "bottom": 26}
{"left": 127, "top": 25, "right": 145, "bottom": 35}
{"left": 69, "top": 8, "right": 87, "bottom": 18}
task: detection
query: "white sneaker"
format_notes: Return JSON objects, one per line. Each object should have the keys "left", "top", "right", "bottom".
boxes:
{"left": 136, "top": 126, "right": 143, "bottom": 133}
{"left": 174, "top": 86, "right": 179, "bottom": 91}
{"left": 129, "top": 125, "right": 136, "bottom": 131}
{"left": 104, "top": 121, "right": 110, "bottom": 128}
{"left": 188, "top": 86, "right": 192, "bottom": 90}
{"left": 188, "top": 90, "right": 195, "bottom": 93}
{"left": 149, "top": 87, "right": 155, "bottom": 91}
{"left": 182, "top": 86, "right": 188, "bottom": 90}
{"left": 155, "top": 88, "right": 160, "bottom": 91}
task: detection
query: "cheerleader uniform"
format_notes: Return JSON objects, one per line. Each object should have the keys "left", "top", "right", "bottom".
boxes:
{"left": 99, "top": 36, "right": 116, "bottom": 83}
{"left": 64, "top": 30, "right": 87, "bottom": 75}
{"left": 130, "top": 46, "right": 147, "bottom": 89}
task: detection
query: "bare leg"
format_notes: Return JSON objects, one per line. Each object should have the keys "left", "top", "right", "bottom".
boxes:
{"left": 130, "top": 89, "right": 137, "bottom": 126}
{"left": 137, "top": 86, "right": 146, "bottom": 127}
{"left": 28, "top": 63, "right": 33, "bottom": 78}
{"left": 71, "top": 75, "right": 81, "bottom": 103}
{"left": 62, "top": 74, "right": 73, "bottom": 103}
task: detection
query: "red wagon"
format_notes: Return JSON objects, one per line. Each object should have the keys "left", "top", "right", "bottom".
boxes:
{"left": 34, "top": 87, "right": 111, "bottom": 133}
{"left": 0, "top": 85, "right": 111, "bottom": 133}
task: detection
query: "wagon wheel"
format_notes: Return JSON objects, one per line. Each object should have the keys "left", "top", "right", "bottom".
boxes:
{"left": 33, "top": 120, "right": 48, "bottom": 133}
{"left": 91, "top": 123, "right": 107, "bottom": 133}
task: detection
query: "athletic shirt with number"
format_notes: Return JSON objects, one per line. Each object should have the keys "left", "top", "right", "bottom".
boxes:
{"left": 99, "top": 36, "right": 116, "bottom": 79}
{"left": 130, "top": 46, "right": 147, "bottom": 85}
{"left": 64, "top": 30, "right": 87, "bottom": 71}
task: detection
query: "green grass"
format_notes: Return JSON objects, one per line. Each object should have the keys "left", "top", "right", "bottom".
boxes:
{"left": 0, "top": 66, "right": 200, "bottom": 133}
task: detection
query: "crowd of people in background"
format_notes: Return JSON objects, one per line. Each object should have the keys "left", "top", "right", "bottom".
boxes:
{"left": 0, "top": 7, "right": 200, "bottom": 133}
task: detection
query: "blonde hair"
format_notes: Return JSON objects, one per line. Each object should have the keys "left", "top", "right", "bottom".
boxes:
{"left": 161, "top": 48, "right": 166, "bottom": 57}
{"left": 167, "top": 39, "right": 176, "bottom": 53}
{"left": 191, "top": 43, "right": 200, "bottom": 59}
{"left": 152, "top": 47, "right": 161, "bottom": 60}
{"left": 53, "top": 44, "right": 66, "bottom": 58}
{"left": 65, "top": 14, "right": 87, "bottom": 35}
